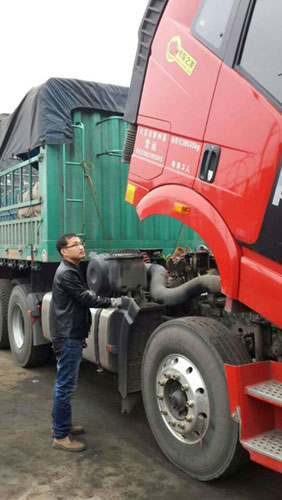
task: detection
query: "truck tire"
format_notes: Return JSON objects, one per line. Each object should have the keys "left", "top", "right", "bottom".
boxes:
{"left": 0, "top": 279, "right": 13, "bottom": 349}
{"left": 141, "top": 316, "right": 251, "bottom": 481}
{"left": 8, "top": 285, "right": 51, "bottom": 367}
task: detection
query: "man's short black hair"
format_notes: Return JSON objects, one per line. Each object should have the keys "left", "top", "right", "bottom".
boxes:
{"left": 56, "top": 234, "right": 77, "bottom": 255}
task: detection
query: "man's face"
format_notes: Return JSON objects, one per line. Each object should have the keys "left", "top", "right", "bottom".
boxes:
{"left": 61, "top": 236, "right": 85, "bottom": 263}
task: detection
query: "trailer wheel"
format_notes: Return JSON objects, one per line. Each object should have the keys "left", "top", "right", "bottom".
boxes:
{"left": 141, "top": 316, "right": 251, "bottom": 481}
{"left": 8, "top": 285, "right": 51, "bottom": 367}
{"left": 0, "top": 279, "right": 13, "bottom": 349}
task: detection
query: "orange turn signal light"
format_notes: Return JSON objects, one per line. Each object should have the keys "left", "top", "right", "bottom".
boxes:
{"left": 173, "top": 202, "right": 190, "bottom": 215}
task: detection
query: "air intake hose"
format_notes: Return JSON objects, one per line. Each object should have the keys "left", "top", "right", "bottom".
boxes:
{"left": 147, "top": 264, "right": 221, "bottom": 307}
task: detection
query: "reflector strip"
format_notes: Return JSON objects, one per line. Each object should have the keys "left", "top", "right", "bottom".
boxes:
{"left": 125, "top": 183, "right": 136, "bottom": 204}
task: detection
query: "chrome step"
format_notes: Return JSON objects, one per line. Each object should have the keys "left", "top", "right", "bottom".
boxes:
{"left": 247, "top": 380, "right": 282, "bottom": 405}
{"left": 243, "top": 430, "right": 282, "bottom": 462}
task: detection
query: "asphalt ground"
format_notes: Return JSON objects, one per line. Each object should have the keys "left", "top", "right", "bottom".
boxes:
{"left": 0, "top": 350, "right": 281, "bottom": 500}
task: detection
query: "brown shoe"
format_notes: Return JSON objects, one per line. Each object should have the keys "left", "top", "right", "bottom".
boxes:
{"left": 51, "top": 425, "right": 85, "bottom": 438}
{"left": 53, "top": 435, "right": 86, "bottom": 452}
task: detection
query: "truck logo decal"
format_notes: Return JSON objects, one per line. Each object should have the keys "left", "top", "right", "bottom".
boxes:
{"left": 166, "top": 36, "right": 197, "bottom": 76}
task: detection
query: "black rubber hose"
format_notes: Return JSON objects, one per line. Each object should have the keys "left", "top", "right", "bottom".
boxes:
{"left": 146, "top": 264, "right": 221, "bottom": 307}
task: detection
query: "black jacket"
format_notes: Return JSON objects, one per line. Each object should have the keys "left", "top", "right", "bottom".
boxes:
{"left": 50, "top": 260, "right": 111, "bottom": 339}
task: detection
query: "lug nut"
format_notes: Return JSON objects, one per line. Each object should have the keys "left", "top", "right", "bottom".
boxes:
{"left": 181, "top": 384, "right": 189, "bottom": 391}
{"left": 169, "top": 420, "right": 176, "bottom": 427}
{"left": 157, "top": 394, "right": 163, "bottom": 400}
{"left": 172, "top": 374, "right": 180, "bottom": 380}
{"left": 158, "top": 380, "right": 165, "bottom": 386}
{"left": 185, "top": 415, "right": 193, "bottom": 422}
{"left": 186, "top": 400, "right": 195, "bottom": 408}
{"left": 161, "top": 409, "right": 168, "bottom": 415}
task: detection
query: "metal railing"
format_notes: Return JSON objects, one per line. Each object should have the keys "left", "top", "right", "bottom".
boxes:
{"left": 0, "top": 156, "right": 40, "bottom": 217}
{"left": 0, "top": 155, "right": 42, "bottom": 250}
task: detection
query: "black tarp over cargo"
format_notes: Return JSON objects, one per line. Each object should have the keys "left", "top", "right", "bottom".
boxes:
{"left": 0, "top": 78, "right": 128, "bottom": 162}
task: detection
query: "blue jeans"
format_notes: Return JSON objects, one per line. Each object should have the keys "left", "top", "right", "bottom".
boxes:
{"left": 52, "top": 338, "right": 83, "bottom": 439}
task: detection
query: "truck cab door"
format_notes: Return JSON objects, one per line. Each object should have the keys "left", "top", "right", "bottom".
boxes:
{"left": 194, "top": 0, "right": 282, "bottom": 261}
{"left": 129, "top": 0, "right": 226, "bottom": 185}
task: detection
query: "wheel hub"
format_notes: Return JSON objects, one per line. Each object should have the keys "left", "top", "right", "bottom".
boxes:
{"left": 156, "top": 354, "right": 210, "bottom": 444}
{"left": 169, "top": 388, "right": 187, "bottom": 412}
{"left": 12, "top": 304, "right": 25, "bottom": 349}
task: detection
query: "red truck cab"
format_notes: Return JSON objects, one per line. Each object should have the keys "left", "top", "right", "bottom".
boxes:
{"left": 123, "top": 0, "right": 282, "bottom": 479}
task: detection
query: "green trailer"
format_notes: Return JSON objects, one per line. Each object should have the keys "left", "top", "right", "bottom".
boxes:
{"left": 0, "top": 78, "right": 202, "bottom": 367}
{"left": 0, "top": 114, "right": 199, "bottom": 264}
{"left": 0, "top": 83, "right": 200, "bottom": 267}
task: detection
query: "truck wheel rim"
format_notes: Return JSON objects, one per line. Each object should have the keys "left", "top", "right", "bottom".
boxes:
{"left": 156, "top": 354, "right": 210, "bottom": 444}
{"left": 12, "top": 304, "right": 25, "bottom": 349}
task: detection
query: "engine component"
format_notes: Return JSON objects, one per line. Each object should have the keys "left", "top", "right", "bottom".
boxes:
{"left": 87, "top": 250, "right": 147, "bottom": 296}
{"left": 166, "top": 252, "right": 191, "bottom": 288}
{"left": 147, "top": 264, "right": 221, "bottom": 307}
{"left": 193, "top": 245, "right": 210, "bottom": 274}
{"left": 166, "top": 245, "right": 216, "bottom": 289}
{"left": 272, "top": 334, "right": 282, "bottom": 359}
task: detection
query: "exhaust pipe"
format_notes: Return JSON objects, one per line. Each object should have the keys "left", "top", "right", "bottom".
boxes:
{"left": 147, "top": 264, "right": 221, "bottom": 307}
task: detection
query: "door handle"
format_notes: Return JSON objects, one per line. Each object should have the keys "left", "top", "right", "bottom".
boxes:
{"left": 199, "top": 144, "right": 221, "bottom": 183}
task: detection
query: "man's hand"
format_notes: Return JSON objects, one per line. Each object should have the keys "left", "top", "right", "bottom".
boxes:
{"left": 110, "top": 297, "right": 122, "bottom": 308}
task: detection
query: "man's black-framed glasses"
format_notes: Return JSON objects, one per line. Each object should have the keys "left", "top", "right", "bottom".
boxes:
{"left": 64, "top": 240, "right": 85, "bottom": 249}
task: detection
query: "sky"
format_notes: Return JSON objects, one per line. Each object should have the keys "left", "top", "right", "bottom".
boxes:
{"left": 0, "top": 0, "right": 148, "bottom": 114}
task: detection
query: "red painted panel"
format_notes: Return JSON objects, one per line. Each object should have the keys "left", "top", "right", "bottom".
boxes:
{"left": 272, "top": 361, "right": 282, "bottom": 383}
{"left": 132, "top": 125, "right": 170, "bottom": 180}
{"left": 165, "top": 134, "right": 202, "bottom": 188}
{"left": 276, "top": 408, "right": 282, "bottom": 431}
{"left": 195, "top": 64, "right": 282, "bottom": 244}
{"left": 247, "top": 450, "right": 282, "bottom": 474}
{"left": 239, "top": 253, "right": 282, "bottom": 328}
{"left": 136, "top": 0, "right": 221, "bottom": 188}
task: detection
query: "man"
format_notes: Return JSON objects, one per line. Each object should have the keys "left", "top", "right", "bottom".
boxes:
{"left": 51, "top": 233, "right": 121, "bottom": 452}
